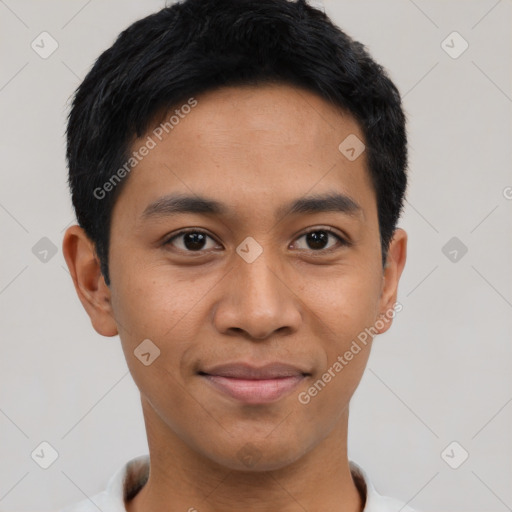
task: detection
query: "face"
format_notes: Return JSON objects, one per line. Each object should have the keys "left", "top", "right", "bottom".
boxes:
{"left": 64, "top": 83, "right": 407, "bottom": 472}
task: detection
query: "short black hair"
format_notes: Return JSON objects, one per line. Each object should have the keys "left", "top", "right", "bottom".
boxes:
{"left": 66, "top": 0, "right": 407, "bottom": 286}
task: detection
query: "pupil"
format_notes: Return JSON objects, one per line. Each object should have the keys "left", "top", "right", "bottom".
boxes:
{"left": 307, "top": 231, "right": 328, "bottom": 250}
{"left": 184, "top": 232, "right": 206, "bottom": 250}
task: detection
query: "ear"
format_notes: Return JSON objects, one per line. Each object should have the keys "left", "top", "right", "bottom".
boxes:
{"left": 62, "top": 225, "right": 118, "bottom": 337}
{"left": 375, "top": 228, "right": 407, "bottom": 335}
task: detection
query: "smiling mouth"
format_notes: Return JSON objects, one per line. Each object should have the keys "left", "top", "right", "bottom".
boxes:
{"left": 199, "top": 373, "right": 307, "bottom": 404}
{"left": 197, "top": 362, "right": 310, "bottom": 404}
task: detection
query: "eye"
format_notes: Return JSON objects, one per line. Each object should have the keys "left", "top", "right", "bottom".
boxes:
{"left": 292, "top": 227, "right": 348, "bottom": 252}
{"left": 163, "top": 227, "right": 349, "bottom": 254}
{"left": 163, "top": 229, "right": 220, "bottom": 252}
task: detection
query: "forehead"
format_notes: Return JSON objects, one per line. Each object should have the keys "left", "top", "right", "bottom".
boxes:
{"left": 177, "top": 83, "right": 362, "bottom": 148}
{"left": 112, "top": 83, "right": 375, "bottom": 225}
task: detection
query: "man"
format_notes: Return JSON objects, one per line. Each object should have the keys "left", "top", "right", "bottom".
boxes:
{"left": 61, "top": 0, "right": 411, "bottom": 510}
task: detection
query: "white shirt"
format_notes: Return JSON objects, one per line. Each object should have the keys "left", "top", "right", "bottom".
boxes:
{"left": 59, "top": 454, "right": 417, "bottom": 512}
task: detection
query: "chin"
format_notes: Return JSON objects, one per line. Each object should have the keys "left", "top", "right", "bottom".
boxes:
{"left": 205, "top": 435, "right": 310, "bottom": 472}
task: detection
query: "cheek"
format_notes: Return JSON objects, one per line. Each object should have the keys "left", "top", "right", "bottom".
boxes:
{"left": 294, "top": 264, "right": 381, "bottom": 407}
{"left": 296, "top": 263, "right": 382, "bottom": 339}
{"left": 111, "top": 256, "right": 216, "bottom": 338}
{"left": 109, "top": 261, "right": 220, "bottom": 396}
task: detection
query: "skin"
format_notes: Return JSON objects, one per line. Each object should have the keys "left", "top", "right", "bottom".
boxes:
{"left": 63, "top": 83, "right": 407, "bottom": 512}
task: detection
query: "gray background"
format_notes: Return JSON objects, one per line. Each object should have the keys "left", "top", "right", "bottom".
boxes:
{"left": 0, "top": 0, "right": 511, "bottom": 510}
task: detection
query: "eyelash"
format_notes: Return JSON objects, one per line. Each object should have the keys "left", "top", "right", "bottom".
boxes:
{"left": 163, "top": 227, "right": 350, "bottom": 254}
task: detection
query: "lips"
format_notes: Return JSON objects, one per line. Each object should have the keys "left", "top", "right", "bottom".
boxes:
{"left": 198, "top": 362, "right": 310, "bottom": 404}
{"left": 200, "top": 362, "right": 309, "bottom": 379}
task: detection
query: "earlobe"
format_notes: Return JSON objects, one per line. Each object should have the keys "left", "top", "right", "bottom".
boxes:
{"left": 62, "top": 225, "right": 118, "bottom": 337}
{"left": 375, "top": 228, "right": 408, "bottom": 334}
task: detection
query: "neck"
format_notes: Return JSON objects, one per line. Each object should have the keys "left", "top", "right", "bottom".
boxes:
{"left": 126, "top": 399, "right": 363, "bottom": 512}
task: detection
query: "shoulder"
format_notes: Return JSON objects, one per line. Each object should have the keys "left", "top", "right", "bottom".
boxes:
{"left": 58, "top": 455, "right": 150, "bottom": 512}
{"left": 350, "top": 461, "right": 419, "bottom": 512}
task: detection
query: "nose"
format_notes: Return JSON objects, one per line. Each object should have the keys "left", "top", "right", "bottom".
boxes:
{"left": 212, "top": 250, "right": 302, "bottom": 341}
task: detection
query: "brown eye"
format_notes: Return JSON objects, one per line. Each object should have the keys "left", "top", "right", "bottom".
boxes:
{"left": 293, "top": 228, "right": 347, "bottom": 252}
{"left": 164, "top": 230, "right": 219, "bottom": 252}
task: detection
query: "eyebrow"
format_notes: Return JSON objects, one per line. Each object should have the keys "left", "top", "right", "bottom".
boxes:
{"left": 140, "top": 191, "right": 362, "bottom": 222}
